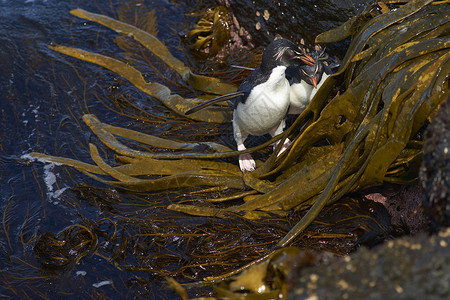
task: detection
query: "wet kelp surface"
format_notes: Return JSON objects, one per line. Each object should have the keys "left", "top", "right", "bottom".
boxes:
{"left": 5, "top": 0, "right": 449, "bottom": 298}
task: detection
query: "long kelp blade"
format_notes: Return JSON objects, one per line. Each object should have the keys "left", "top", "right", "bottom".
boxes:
{"left": 84, "top": 114, "right": 233, "bottom": 152}
{"left": 104, "top": 171, "right": 245, "bottom": 192}
{"left": 82, "top": 114, "right": 283, "bottom": 160}
{"left": 29, "top": 151, "right": 240, "bottom": 177}
{"left": 114, "top": 156, "right": 241, "bottom": 176}
{"left": 90, "top": 144, "right": 244, "bottom": 192}
{"left": 49, "top": 45, "right": 232, "bottom": 123}
{"left": 70, "top": 8, "right": 237, "bottom": 95}
{"left": 27, "top": 152, "right": 106, "bottom": 175}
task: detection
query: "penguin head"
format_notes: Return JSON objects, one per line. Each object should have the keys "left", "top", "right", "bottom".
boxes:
{"left": 294, "top": 49, "right": 327, "bottom": 88}
{"left": 262, "top": 38, "right": 315, "bottom": 71}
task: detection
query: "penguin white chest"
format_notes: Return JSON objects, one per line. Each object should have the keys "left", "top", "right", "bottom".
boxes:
{"left": 290, "top": 81, "right": 315, "bottom": 112}
{"left": 233, "top": 66, "right": 290, "bottom": 136}
{"left": 289, "top": 73, "right": 329, "bottom": 115}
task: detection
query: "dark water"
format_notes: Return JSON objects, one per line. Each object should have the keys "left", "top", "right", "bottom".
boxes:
{"left": 0, "top": 0, "right": 208, "bottom": 298}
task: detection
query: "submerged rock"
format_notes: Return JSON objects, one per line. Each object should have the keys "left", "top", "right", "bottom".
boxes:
{"left": 288, "top": 228, "right": 450, "bottom": 300}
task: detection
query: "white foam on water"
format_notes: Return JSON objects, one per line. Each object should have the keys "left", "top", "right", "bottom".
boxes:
{"left": 31, "top": 105, "right": 39, "bottom": 118}
{"left": 92, "top": 280, "right": 113, "bottom": 288}
{"left": 22, "top": 104, "right": 40, "bottom": 129}
{"left": 24, "top": 0, "right": 48, "bottom": 3}
{"left": 21, "top": 154, "right": 68, "bottom": 202}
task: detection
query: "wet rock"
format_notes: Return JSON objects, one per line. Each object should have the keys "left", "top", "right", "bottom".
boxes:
{"left": 218, "top": 0, "right": 372, "bottom": 56}
{"left": 363, "top": 182, "right": 429, "bottom": 235}
{"left": 420, "top": 95, "right": 450, "bottom": 229}
{"left": 288, "top": 228, "right": 450, "bottom": 300}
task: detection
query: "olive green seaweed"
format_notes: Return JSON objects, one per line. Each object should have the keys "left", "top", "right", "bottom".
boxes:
{"left": 82, "top": 114, "right": 233, "bottom": 153}
{"left": 48, "top": 45, "right": 232, "bottom": 123}
{"left": 70, "top": 8, "right": 237, "bottom": 95}
{"left": 29, "top": 0, "right": 449, "bottom": 282}
{"left": 186, "top": 6, "right": 232, "bottom": 56}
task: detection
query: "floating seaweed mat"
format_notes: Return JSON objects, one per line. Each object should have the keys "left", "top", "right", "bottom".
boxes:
{"left": 29, "top": 0, "right": 449, "bottom": 281}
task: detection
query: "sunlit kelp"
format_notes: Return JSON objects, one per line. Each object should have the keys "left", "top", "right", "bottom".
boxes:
{"left": 168, "top": 0, "right": 449, "bottom": 249}
{"left": 187, "top": 6, "right": 232, "bottom": 56}
{"left": 70, "top": 8, "right": 237, "bottom": 96}
{"left": 28, "top": 0, "right": 449, "bottom": 286}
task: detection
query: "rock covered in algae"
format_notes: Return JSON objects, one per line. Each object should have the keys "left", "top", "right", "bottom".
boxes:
{"left": 420, "top": 95, "right": 450, "bottom": 229}
{"left": 287, "top": 228, "right": 450, "bottom": 300}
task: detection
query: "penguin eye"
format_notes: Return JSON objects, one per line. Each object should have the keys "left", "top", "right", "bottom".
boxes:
{"left": 287, "top": 48, "right": 295, "bottom": 57}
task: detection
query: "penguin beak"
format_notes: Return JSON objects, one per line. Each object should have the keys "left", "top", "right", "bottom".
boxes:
{"left": 311, "top": 76, "right": 318, "bottom": 88}
{"left": 299, "top": 54, "right": 315, "bottom": 66}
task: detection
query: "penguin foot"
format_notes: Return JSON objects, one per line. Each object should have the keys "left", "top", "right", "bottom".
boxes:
{"left": 239, "top": 153, "right": 256, "bottom": 172}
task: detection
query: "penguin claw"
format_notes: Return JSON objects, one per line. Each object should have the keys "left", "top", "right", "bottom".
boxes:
{"left": 239, "top": 153, "right": 256, "bottom": 172}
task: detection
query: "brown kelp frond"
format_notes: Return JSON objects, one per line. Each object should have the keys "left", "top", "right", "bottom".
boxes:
{"left": 187, "top": 6, "right": 232, "bottom": 57}
{"left": 48, "top": 44, "right": 232, "bottom": 123}
{"left": 255, "top": 0, "right": 449, "bottom": 247}
{"left": 83, "top": 114, "right": 233, "bottom": 153}
{"left": 27, "top": 0, "right": 449, "bottom": 289}
{"left": 30, "top": 142, "right": 245, "bottom": 193}
{"left": 70, "top": 8, "right": 237, "bottom": 95}
{"left": 28, "top": 111, "right": 290, "bottom": 193}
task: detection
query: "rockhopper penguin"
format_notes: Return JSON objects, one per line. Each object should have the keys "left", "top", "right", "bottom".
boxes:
{"left": 186, "top": 38, "right": 315, "bottom": 172}
{"left": 287, "top": 47, "right": 337, "bottom": 115}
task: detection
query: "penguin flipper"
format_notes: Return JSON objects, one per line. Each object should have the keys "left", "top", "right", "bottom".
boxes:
{"left": 185, "top": 92, "right": 245, "bottom": 115}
